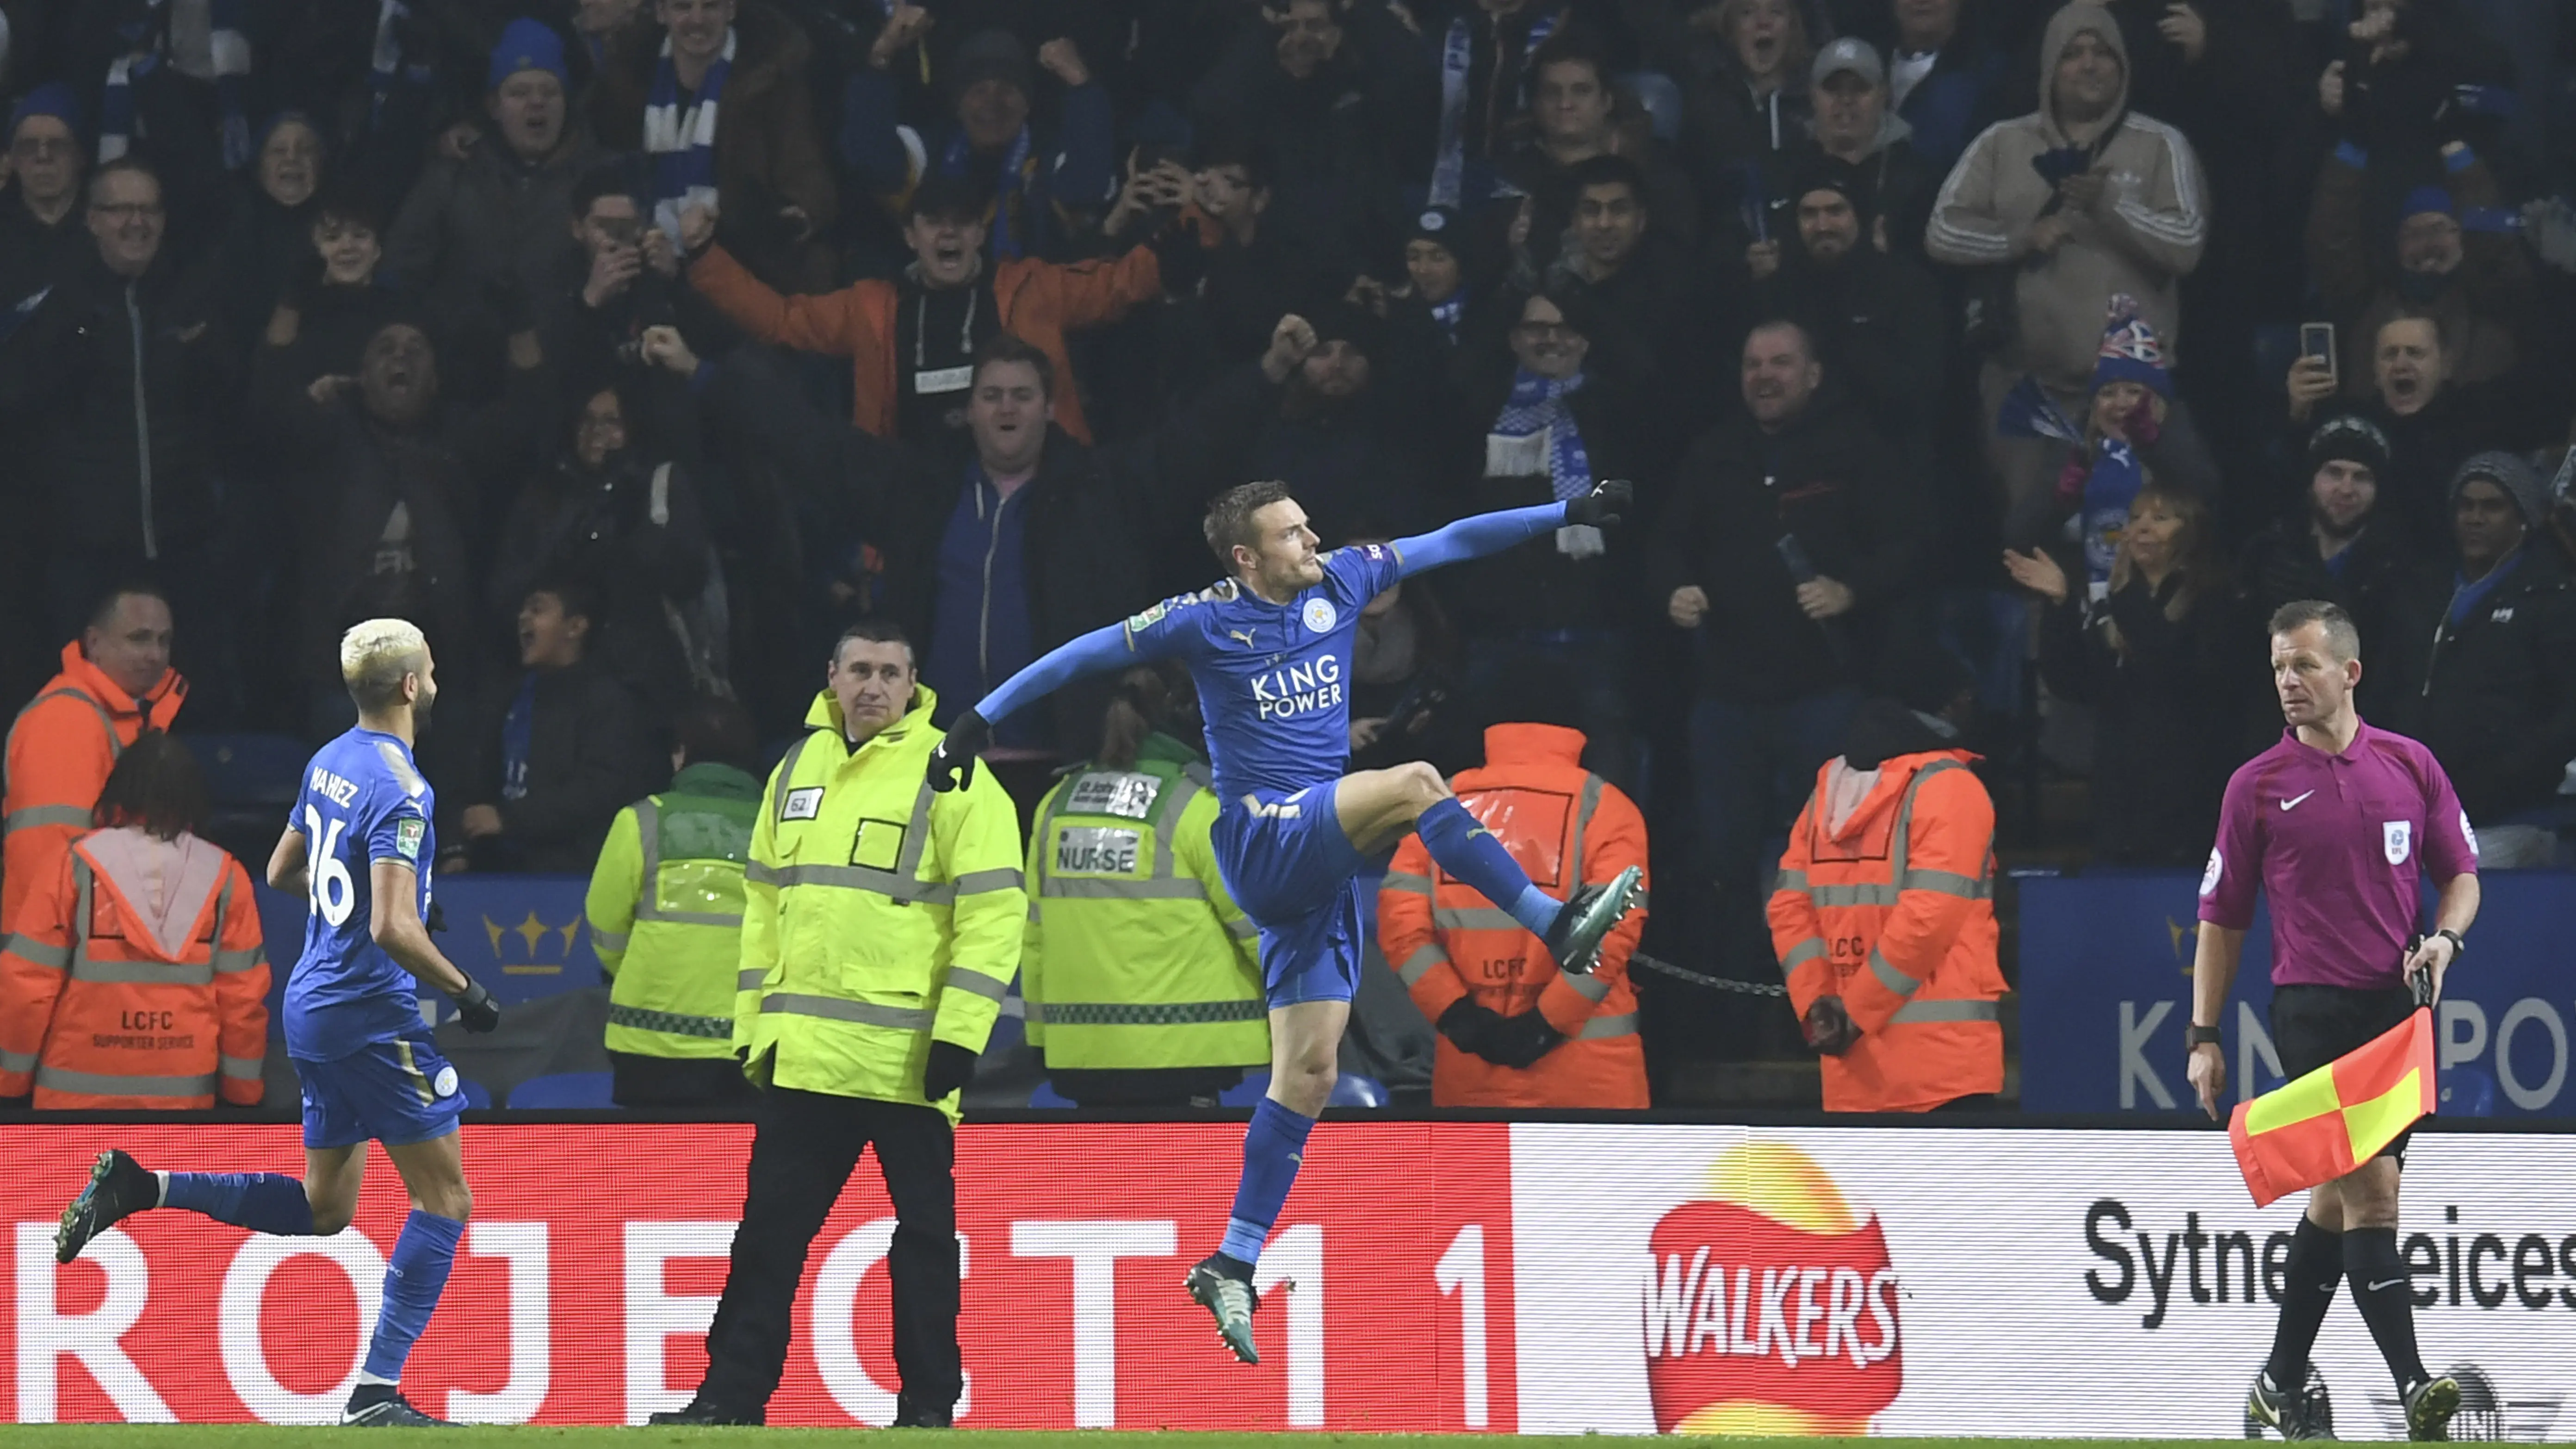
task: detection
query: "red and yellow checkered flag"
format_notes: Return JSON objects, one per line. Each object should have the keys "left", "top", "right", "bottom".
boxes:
{"left": 2229, "top": 1009, "right": 2436, "bottom": 1208}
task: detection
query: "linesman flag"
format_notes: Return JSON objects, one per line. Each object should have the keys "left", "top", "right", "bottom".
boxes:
{"left": 2229, "top": 995, "right": 2436, "bottom": 1208}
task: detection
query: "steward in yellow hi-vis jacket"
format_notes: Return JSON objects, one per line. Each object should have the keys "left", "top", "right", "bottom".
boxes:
{"left": 663, "top": 623, "right": 1021, "bottom": 1431}
{"left": 585, "top": 697, "right": 767, "bottom": 1106}
{"left": 1023, "top": 668, "right": 1265, "bottom": 1107}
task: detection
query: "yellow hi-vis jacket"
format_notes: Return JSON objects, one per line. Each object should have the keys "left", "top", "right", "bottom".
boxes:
{"left": 586, "top": 762, "right": 763, "bottom": 1060}
{"left": 737, "top": 686, "right": 1025, "bottom": 1120}
{"left": 1022, "top": 733, "right": 1267, "bottom": 1070}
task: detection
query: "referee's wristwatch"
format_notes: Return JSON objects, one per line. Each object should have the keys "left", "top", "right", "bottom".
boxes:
{"left": 2185, "top": 1024, "right": 2224, "bottom": 1048}
{"left": 2434, "top": 928, "right": 2467, "bottom": 961}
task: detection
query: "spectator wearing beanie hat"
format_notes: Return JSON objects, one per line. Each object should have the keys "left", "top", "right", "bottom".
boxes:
{"left": 2001, "top": 296, "right": 2216, "bottom": 568}
{"left": 1753, "top": 160, "right": 1946, "bottom": 450}
{"left": 2230, "top": 411, "right": 2419, "bottom": 747}
{"left": 2310, "top": 135, "right": 2536, "bottom": 398}
{"left": 2377, "top": 452, "right": 2576, "bottom": 863}
{"left": 839, "top": 24, "right": 1117, "bottom": 265}
{"left": 385, "top": 18, "right": 600, "bottom": 362}
{"left": 0, "top": 84, "right": 89, "bottom": 310}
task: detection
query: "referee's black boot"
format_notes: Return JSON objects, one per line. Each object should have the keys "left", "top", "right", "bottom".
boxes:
{"left": 645, "top": 1396, "right": 765, "bottom": 1426}
{"left": 892, "top": 1393, "right": 954, "bottom": 1428}
{"left": 2247, "top": 1368, "right": 2331, "bottom": 1441}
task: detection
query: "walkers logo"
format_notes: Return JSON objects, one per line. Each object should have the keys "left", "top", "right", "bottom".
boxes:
{"left": 1638, "top": 1142, "right": 1901, "bottom": 1435}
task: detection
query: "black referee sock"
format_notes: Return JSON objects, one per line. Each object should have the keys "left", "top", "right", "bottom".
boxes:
{"left": 2345, "top": 1226, "right": 2428, "bottom": 1389}
{"left": 2263, "top": 1216, "right": 2343, "bottom": 1390}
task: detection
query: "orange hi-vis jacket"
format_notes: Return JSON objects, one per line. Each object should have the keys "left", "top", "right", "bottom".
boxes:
{"left": 1769, "top": 750, "right": 2005, "bottom": 1112}
{"left": 1380, "top": 724, "right": 1650, "bottom": 1108}
{"left": 0, "top": 826, "right": 268, "bottom": 1108}
{"left": 687, "top": 240, "right": 1162, "bottom": 446}
{"left": 3, "top": 642, "right": 186, "bottom": 934}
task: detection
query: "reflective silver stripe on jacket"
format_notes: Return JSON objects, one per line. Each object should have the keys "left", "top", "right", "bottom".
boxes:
{"left": 1396, "top": 944, "right": 1449, "bottom": 986}
{"left": 5, "top": 804, "right": 96, "bottom": 834}
{"left": 3, "top": 934, "right": 72, "bottom": 969}
{"left": 1866, "top": 947, "right": 1922, "bottom": 998}
{"left": 220, "top": 1054, "right": 263, "bottom": 1079}
{"left": 1026, "top": 998, "right": 1268, "bottom": 1027}
{"left": 1431, "top": 905, "right": 1523, "bottom": 931}
{"left": 1577, "top": 1013, "right": 1637, "bottom": 1039}
{"left": 746, "top": 780, "right": 1016, "bottom": 906}
{"left": 5, "top": 689, "right": 130, "bottom": 825}
{"left": 736, "top": 968, "right": 766, "bottom": 991}
{"left": 943, "top": 965, "right": 1013, "bottom": 1002}
{"left": 590, "top": 927, "right": 630, "bottom": 953}
{"left": 1777, "top": 937, "right": 1827, "bottom": 973}
{"left": 630, "top": 797, "right": 748, "bottom": 927}
{"left": 1889, "top": 997, "right": 2000, "bottom": 1025}
{"left": 607, "top": 1003, "right": 736, "bottom": 1040}
{"left": 34, "top": 1066, "right": 216, "bottom": 1097}
{"left": 752, "top": 992, "right": 935, "bottom": 1032}
{"left": 0, "top": 1047, "right": 39, "bottom": 1072}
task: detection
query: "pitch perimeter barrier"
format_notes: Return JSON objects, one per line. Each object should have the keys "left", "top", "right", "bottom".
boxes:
{"left": 2019, "top": 869, "right": 2576, "bottom": 1116}
{"left": 3, "top": 1119, "right": 2568, "bottom": 1434}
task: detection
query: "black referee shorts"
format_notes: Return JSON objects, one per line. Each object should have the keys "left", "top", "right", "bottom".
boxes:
{"left": 2271, "top": 983, "right": 2420, "bottom": 1165}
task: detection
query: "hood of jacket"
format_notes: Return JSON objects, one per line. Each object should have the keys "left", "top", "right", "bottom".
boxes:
{"left": 804, "top": 683, "right": 941, "bottom": 751}
{"left": 2037, "top": 2, "right": 2130, "bottom": 148}
{"left": 50, "top": 640, "right": 186, "bottom": 730}
{"left": 1483, "top": 721, "right": 1586, "bottom": 770}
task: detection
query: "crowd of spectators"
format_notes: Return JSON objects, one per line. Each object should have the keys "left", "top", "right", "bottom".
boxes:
{"left": 3, "top": 0, "right": 2573, "bottom": 1074}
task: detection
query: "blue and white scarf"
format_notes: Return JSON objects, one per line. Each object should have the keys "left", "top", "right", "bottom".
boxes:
{"left": 1428, "top": 294, "right": 1464, "bottom": 343}
{"left": 1489, "top": 368, "right": 1602, "bottom": 557}
{"left": 644, "top": 27, "right": 735, "bottom": 241}
{"left": 2081, "top": 439, "right": 2142, "bottom": 604}
{"left": 100, "top": 0, "right": 252, "bottom": 168}
{"left": 1429, "top": 8, "right": 1556, "bottom": 208}
{"left": 940, "top": 124, "right": 1034, "bottom": 260}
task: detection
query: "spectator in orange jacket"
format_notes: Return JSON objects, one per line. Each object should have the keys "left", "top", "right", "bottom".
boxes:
{"left": 0, "top": 733, "right": 267, "bottom": 1109}
{"left": 1769, "top": 696, "right": 2005, "bottom": 1112}
{"left": 3, "top": 584, "right": 185, "bottom": 936}
{"left": 1380, "top": 687, "right": 1649, "bottom": 1108}
{"left": 679, "top": 172, "right": 1169, "bottom": 447}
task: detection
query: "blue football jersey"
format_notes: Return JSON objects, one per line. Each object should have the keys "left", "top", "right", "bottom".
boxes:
{"left": 1122, "top": 543, "right": 1404, "bottom": 801}
{"left": 285, "top": 728, "right": 436, "bottom": 1060}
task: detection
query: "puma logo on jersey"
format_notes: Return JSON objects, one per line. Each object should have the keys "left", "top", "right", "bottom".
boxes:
{"left": 1228, "top": 629, "right": 1257, "bottom": 648}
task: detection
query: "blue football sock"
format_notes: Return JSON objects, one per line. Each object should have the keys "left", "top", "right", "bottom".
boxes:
{"left": 162, "top": 1172, "right": 316, "bottom": 1236}
{"left": 363, "top": 1210, "right": 464, "bottom": 1385}
{"left": 1218, "top": 1098, "right": 1315, "bottom": 1266}
{"left": 1417, "top": 797, "right": 1559, "bottom": 936}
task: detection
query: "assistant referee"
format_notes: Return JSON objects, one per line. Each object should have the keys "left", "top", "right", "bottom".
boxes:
{"left": 2189, "top": 600, "right": 2477, "bottom": 1443}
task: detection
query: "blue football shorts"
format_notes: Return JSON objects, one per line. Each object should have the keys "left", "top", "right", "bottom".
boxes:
{"left": 294, "top": 1032, "right": 466, "bottom": 1150}
{"left": 1210, "top": 785, "right": 1367, "bottom": 1009}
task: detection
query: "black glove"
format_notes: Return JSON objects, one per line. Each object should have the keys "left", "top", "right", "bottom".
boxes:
{"left": 448, "top": 977, "right": 502, "bottom": 1034}
{"left": 922, "top": 1041, "right": 978, "bottom": 1100}
{"left": 926, "top": 710, "right": 992, "bottom": 792}
{"left": 426, "top": 899, "right": 448, "bottom": 934}
{"left": 1477, "top": 1010, "right": 1565, "bottom": 1070}
{"left": 1563, "top": 478, "right": 1633, "bottom": 528}
{"left": 1436, "top": 998, "right": 1507, "bottom": 1054}
{"left": 1803, "top": 995, "right": 1860, "bottom": 1056}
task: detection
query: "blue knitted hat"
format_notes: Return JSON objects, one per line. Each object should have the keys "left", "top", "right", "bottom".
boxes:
{"left": 2090, "top": 294, "right": 2171, "bottom": 400}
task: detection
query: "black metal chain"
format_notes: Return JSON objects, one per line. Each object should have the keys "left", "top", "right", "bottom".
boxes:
{"left": 1627, "top": 951, "right": 1790, "bottom": 997}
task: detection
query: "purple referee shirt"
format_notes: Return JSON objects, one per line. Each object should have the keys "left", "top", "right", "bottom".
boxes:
{"left": 2198, "top": 720, "right": 2478, "bottom": 989}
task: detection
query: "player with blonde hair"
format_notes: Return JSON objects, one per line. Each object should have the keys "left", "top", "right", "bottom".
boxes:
{"left": 55, "top": 620, "right": 503, "bottom": 1426}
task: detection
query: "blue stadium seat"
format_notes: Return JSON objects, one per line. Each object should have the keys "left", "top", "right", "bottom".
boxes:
{"left": 459, "top": 1078, "right": 493, "bottom": 1110}
{"left": 506, "top": 1072, "right": 615, "bottom": 1109}
{"left": 181, "top": 733, "right": 308, "bottom": 806}
{"left": 1028, "top": 1079, "right": 1077, "bottom": 1108}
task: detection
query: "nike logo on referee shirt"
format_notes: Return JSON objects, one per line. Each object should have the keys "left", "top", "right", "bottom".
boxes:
{"left": 2279, "top": 791, "right": 2316, "bottom": 811}
{"left": 2366, "top": 1277, "right": 2408, "bottom": 1292}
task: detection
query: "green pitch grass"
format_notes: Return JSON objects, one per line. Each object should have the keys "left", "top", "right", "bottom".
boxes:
{"left": 0, "top": 1423, "right": 2277, "bottom": 1433}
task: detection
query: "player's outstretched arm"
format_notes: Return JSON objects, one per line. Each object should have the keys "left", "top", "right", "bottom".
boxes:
{"left": 1391, "top": 479, "right": 1632, "bottom": 577}
{"left": 370, "top": 860, "right": 503, "bottom": 1033}
{"left": 929, "top": 620, "right": 1141, "bottom": 792}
